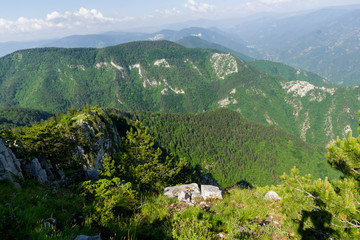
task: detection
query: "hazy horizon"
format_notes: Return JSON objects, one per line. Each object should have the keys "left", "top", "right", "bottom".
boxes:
{"left": 1, "top": 0, "right": 360, "bottom": 43}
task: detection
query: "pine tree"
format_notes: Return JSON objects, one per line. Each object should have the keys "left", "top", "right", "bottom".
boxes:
{"left": 281, "top": 111, "right": 360, "bottom": 238}
{"left": 119, "top": 121, "right": 189, "bottom": 192}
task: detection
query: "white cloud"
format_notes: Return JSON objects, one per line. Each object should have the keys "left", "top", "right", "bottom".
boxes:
{"left": 155, "top": 8, "right": 181, "bottom": 16}
{"left": 184, "top": 0, "right": 215, "bottom": 13}
{"left": 0, "top": 7, "right": 132, "bottom": 37}
{"left": 260, "top": 0, "right": 293, "bottom": 4}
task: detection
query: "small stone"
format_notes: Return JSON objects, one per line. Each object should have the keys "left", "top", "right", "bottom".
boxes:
{"left": 44, "top": 218, "right": 56, "bottom": 229}
{"left": 217, "top": 232, "right": 227, "bottom": 238}
{"left": 264, "top": 191, "right": 281, "bottom": 201}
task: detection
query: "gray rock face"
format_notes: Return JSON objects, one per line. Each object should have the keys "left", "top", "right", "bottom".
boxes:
{"left": 39, "top": 157, "right": 55, "bottom": 181}
{"left": 264, "top": 191, "right": 281, "bottom": 201}
{"left": 22, "top": 158, "right": 48, "bottom": 183}
{"left": 0, "top": 139, "right": 23, "bottom": 181}
{"left": 164, "top": 183, "right": 201, "bottom": 199}
{"left": 75, "top": 235, "right": 101, "bottom": 240}
{"left": 201, "top": 185, "right": 223, "bottom": 200}
{"left": 74, "top": 109, "right": 121, "bottom": 170}
{"left": 85, "top": 169, "right": 100, "bottom": 182}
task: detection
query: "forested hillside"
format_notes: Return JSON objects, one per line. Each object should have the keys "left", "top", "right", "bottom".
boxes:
{"left": 0, "top": 107, "right": 54, "bottom": 128}
{"left": 109, "top": 108, "right": 338, "bottom": 188}
{"left": 0, "top": 41, "right": 359, "bottom": 146}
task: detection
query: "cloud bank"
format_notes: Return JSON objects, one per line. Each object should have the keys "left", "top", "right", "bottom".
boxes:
{"left": 185, "top": 0, "right": 215, "bottom": 13}
{"left": 0, "top": 7, "right": 134, "bottom": 41}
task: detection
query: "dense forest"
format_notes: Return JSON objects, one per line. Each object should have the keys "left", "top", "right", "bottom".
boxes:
{"left": 110, "top": 108, "right": 338, "bottom": 187}
{"left": 0, "top": 107, "right": 54, "bottom": 128}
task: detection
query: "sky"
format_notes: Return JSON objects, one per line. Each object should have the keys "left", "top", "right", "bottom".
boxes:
{"left": 1, "top": 0, "right": 360, "bottom": 42}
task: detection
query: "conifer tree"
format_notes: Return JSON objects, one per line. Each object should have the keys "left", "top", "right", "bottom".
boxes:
{"left": 281, "top": 111, "right": 360, "bottom": 237}
{"left": 119, "top": 121, "right": 189, "bottom": 192}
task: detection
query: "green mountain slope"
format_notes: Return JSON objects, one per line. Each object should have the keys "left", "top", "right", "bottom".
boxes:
{"left": 109, "top": 108, "right": 338, "bottom": 188}
{"left": 0, "top": 41, "right": 359, "bottom": 146}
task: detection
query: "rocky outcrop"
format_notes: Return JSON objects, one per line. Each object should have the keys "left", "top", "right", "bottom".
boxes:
{"left": 0, "top": 139, "right": 23, "bottom": 181}
{"left": 74, "top": 108, "right": 121, "bottom": 171}
{"left": 164, "top": 183, "right": 223, "bottom": 201}
{"left": 22, "top": 158, "right": 48, "bottom": 184}
{"left": 201, "top": 185, "right": 223, "bottom": 200}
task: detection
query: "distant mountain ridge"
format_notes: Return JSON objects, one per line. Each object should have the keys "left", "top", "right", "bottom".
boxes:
{"left": 0, "top": 27, "right": 257, "bottom": 58}
{"left": 177, "top": 36, "right": 253, "bottom": 61}
{"left": 232, "top": 6, "right": 360, "bottom": 85}
{"left": 0, "top": 41, "right": 358, "bottom": 146}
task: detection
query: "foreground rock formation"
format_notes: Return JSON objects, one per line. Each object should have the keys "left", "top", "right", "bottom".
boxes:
{"left": 164, "top": 183, "right": 223, "bottom": 202}
{"left": 0, "top": 139, "right": 23, "bottom": 181}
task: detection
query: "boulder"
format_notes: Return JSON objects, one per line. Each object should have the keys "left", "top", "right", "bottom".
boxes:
{"left": 201, "top": 185, "right": 223, "bottom": 200}
{"left": 75, "top": 235, "right": 101, "bottom": 240}
{"left": 0, "top": 139, "right": 23, "bottom": 181}
{"left": 264, "top": 191, "right": 281, "bottom": 201}
{"left": 22, "top": 158, "right": 48, "bottom": 183}
{"left": 164, "top": 183, "right": 201, "bottom": 199}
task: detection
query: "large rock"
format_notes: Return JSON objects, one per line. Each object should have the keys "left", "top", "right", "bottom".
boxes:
{"left": 164, "top": 183, "right": 201, "bottom": 199}
{"left": 264, "top": 191, "right": 281, "bottom": 201}
{"left": 0, "top": 139, "right": 23, "bottom": 181}
{"left": 201, "top": 185, "right": 223, "bottom": 200}
{"left": 22, "top": 158, "right": 48, "bottom": 183}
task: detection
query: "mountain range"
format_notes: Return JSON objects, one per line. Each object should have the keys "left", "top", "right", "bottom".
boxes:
{"left": 0, "top": 40, "right": 358, "bottom": 147}
{"left": 2, "top": 5, "right": 360, "bottom": 86}
{"left": 232, "top": 5, "right": 360, "bottom": 85}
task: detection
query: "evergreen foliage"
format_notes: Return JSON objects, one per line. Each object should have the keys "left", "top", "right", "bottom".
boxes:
{"left": 0, "top": 107, "right": 53, "bottom": 129}
{"left": 118, "top": 121, "right": 192, "bottom": 193}
{"left": 110, "top": 108, "right": 338, "bottom": 188}
{"left": 280, "top": 111, "right": 360, "bottom": 238}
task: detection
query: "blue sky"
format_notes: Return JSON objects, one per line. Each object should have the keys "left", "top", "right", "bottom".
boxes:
{"left": 1, "top": 0, "right": 360, "bottom": 42}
